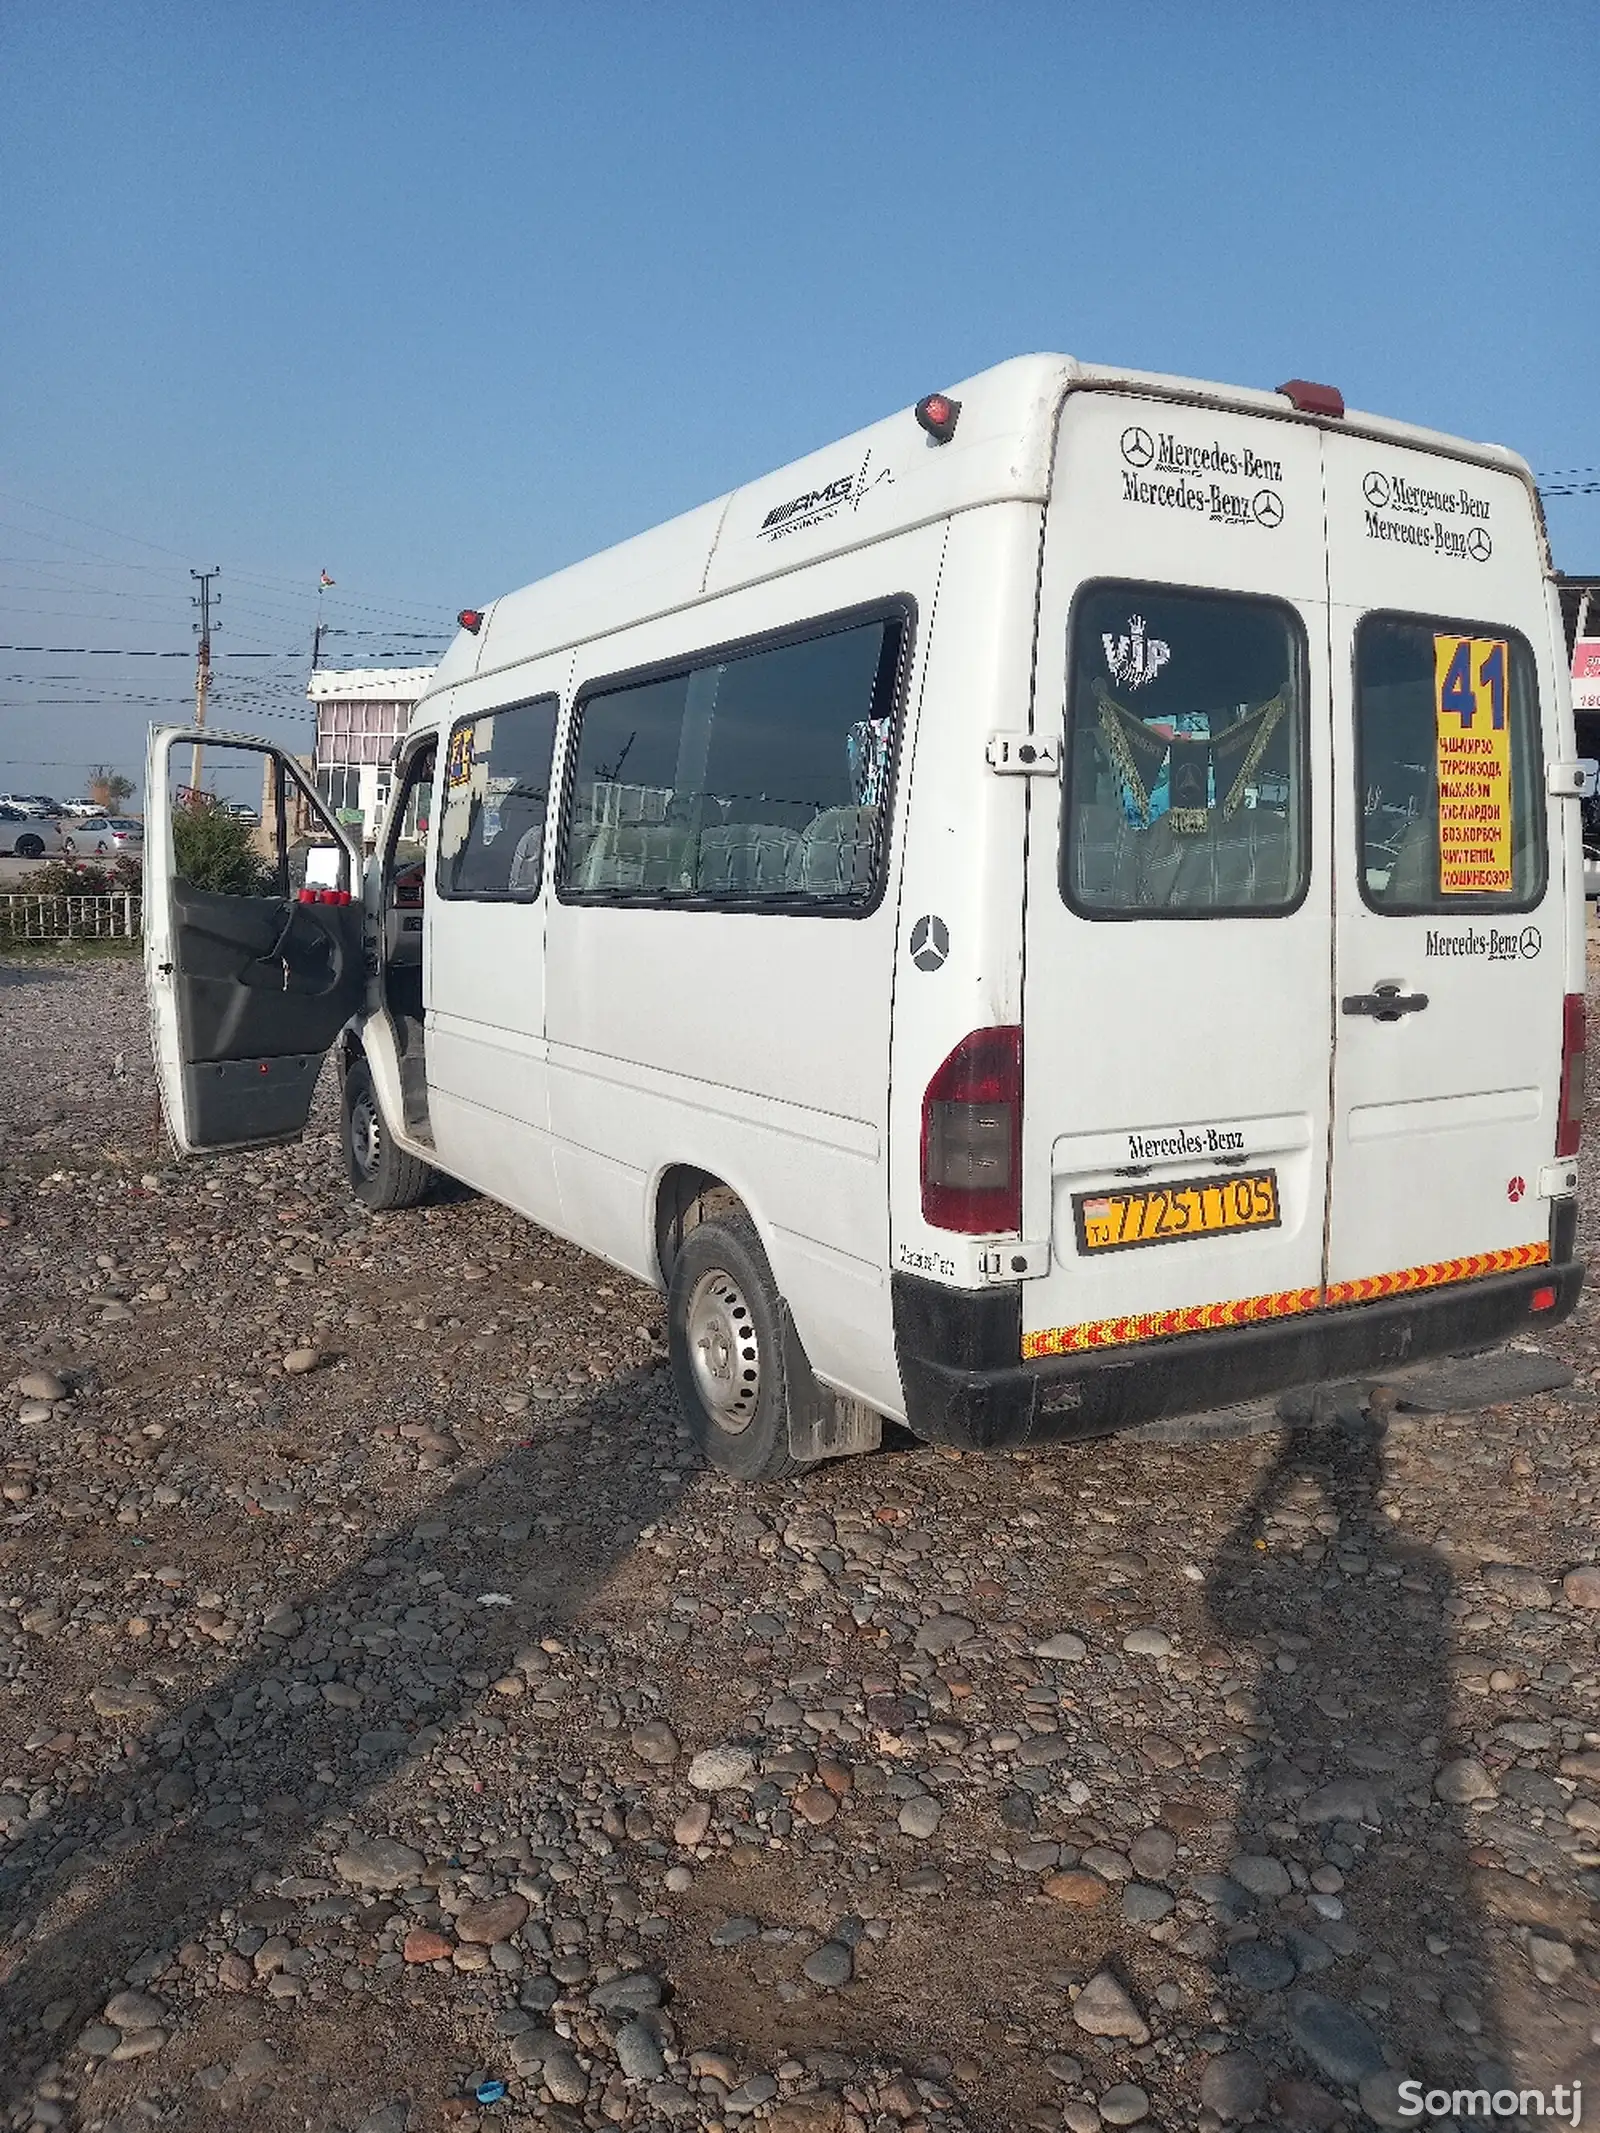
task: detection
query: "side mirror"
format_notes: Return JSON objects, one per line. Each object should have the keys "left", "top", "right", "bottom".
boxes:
{"left": 1579, "top": 759, "right": 1599, "bottom": 801}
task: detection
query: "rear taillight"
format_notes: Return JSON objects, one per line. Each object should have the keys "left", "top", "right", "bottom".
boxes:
{"left": 1557, "top": 992, "right": 1586, "bottom": 1157}
{"left": 920, "top": 1026, "right": 1022, "bottom": 1234}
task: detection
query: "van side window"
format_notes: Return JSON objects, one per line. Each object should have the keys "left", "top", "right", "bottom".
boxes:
{"left": 560, "top": 610, "right": 905, "bottom": 910}
{"left": 436, "top": 698, "right": 560, "bottom": 901}
{"left": 1355, "top": 615, "right": 1544, "bottom": 911}
{"left": 1063, "top": 585, "right": 1307, "bottom": 917}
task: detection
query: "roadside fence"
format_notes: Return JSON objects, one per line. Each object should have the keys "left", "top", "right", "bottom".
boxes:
{"left": 0, "top": 892, "right": 143, "bottom": 941}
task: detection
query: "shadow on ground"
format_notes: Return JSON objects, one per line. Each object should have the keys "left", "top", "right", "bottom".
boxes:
{"left": 0, "top": 1365, "right": 688, "bottom": 2110}
{"left": 1208, "top": 1406, "right": 1507, "bottom": 2109}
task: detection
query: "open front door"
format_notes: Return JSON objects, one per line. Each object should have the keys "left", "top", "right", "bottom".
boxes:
{"left": 144, "top": 726, "right": 365, "bottom": 1154}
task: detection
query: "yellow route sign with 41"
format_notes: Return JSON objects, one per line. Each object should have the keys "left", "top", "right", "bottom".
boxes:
{"left": 1433, "top": 633, "right": 1512, "bottom": 894}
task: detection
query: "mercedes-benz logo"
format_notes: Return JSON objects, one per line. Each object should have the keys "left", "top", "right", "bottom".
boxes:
{"left": 910, "top": 914, "right": 950, "bottom": 972}
{"left": 1252, "top": 489, "right": 1284, "bottom": 529}
{"left": 1467, "top": 526, "right": 1492, "bottom": 562}
{"left": 1120, "top": 425, "right": 1155, "bottom": 469}
{"left": 1363, "top": 470, "right": 1391, "bottom": 509}
{"left": 1519, "top": 924, "right": 1541, "bottom": 959}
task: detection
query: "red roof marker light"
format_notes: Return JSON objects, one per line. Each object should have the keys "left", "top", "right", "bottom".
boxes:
{"left": 457, "top": 608, "right": 484, "bottom": 634}
{"left": 1277, "top": 377, "right": 1345, "bottom": 419}
{"left": 914, "top": 392, "right": 962, "bottom": 443}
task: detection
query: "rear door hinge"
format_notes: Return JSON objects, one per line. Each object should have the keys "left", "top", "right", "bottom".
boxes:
{"left": 987, "top": 732, "right": 1060, "bottom": 776}
{"left": 976, "top": 1240, "right": 1052, "bottom": 1281}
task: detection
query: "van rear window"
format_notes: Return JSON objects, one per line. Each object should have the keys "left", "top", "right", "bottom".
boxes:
{"left": 1355, "top": 615, "right": 1544, "bottom": 911}
{"left": 1063, "top": 585, "right": 1307, "bottom": 917}
{"left": 560, "top": 609, "right": 906, "bottom": 911}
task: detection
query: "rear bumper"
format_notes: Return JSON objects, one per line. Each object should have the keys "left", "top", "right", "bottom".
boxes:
{"left": 892, "top": 1237, "right": 1584, "bottom": 1452}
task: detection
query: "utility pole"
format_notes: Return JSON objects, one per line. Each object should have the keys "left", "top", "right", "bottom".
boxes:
{"left": 190, "top": 567, "right": 220, "bottom": 794}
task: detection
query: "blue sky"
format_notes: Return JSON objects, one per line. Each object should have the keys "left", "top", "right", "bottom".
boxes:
{"left": 0, "top": 1, "right": 1594, "bottom": 799}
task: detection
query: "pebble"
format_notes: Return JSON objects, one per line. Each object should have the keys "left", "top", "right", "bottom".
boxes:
{"left": 457, "top": 1893, "right": 528, "bottom": 1943}
{"left": 1199, "top": 2051, "right": 1267, "bottom": 2121}
{"left": 1044, "top": 1870, "right": 1107, "bottom": 1908}
{"left": 334, "top": 1835, "right": 426, "bottom": 1890}
{"left": 1286, "top": 1990, "right": 1385, "bottom": 2086}
{"left": 686, "top": 1743, "right": 755, "bottom": 1791}
{"left": 1072, "top": 1970, "right": 1149, "bottom": 2044}
{"left": 102, "top": 1990, "right": 165, "bottom": 2030}
{"left": 1121, "top": 1626, "right": 1172, "bottom": 1657}
{"left": 542, "top": 2050, "right": 589, "bottom": 2103}
{"left": 1433, "top": 1756, "right": 1496, "bottom": 1805}
{"left": 17, "top": 1370, "right": 67, "bottom": 1402}
{"left": 631, "top": 1719, "right": 681, "bottom": 1764}
{"left": 802, "top": 1940, "right": 854, "bottom": 1988}
{"left": 898, "top": 1795, "right": 942, "bottom": 1839}
{"left": 914, "top": 1612, "right": 976, "bottom": 1654}
{"left": 615, "top": 2019, "right": 666, "bottom": 2080}
{"left": 1098, "top": 2083, "right": 1150, "bottom": 2126}
{"left": 1563, "top": 1563, "right": 1600, "bottom": 1607}
{"left": 1031, "top": 1632, "right": 1087, "bottom": 1661}
{"left": 1226, "top": 1939, "right": 1296, "bottom": 1991}
{"left": 281, "top": 1346, "right": 321, "bottom": 1373}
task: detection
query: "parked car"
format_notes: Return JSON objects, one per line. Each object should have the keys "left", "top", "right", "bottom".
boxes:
{"left": 224, "top": 802, "right": 260, "bottom": 822}
{"left": 60, "top": 798, "right": 103, "bottom": 817}
{"left": 0, "top": 804, "right": 67, "bottom": 860}
{"left": 63, "top": 816, "right": 144, "bottom": 857}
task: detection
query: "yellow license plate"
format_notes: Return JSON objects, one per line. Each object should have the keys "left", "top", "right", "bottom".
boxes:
{"left": 1074, "top": 1171, "right": 1280, "bottom": 1254}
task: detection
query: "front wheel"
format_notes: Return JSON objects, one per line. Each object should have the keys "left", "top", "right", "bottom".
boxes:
{"left": 15, "top": 835, "right": 43, "bottom": 859}
{"left": 341, "top": 1057, "right": 433, "bottom": 1211}
{"left": 667, "top": 1211, "right": 805, "bottom": 1481}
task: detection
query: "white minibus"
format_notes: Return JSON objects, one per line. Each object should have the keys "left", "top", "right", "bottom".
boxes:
{"left": 144, "top": 354, "right": 1589, "bottom": 1478}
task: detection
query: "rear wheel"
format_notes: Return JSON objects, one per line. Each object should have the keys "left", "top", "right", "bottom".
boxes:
{"left": 668, "top": 1211, "right": 805, "bottom": 1481}
{"left": 15, "top": 835, "right": 43, "bottom": 859}
{"left": 342, "top": 1057, "right": 432, "bottom": 1211}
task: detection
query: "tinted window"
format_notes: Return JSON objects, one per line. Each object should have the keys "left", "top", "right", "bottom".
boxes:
{"left": 561, "top": 612, "right": 904, "bottom": 908}
{"left": 436, "top": 698, "right": 560, "bottom": 901}
{"left": 1356, "top": 616, "right": 1543, "bottom": 911}
{"left": 1063, "top": 585, "right": 1306, "bottom": 916}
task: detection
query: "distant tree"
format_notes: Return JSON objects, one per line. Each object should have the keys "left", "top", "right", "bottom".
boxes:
{"left": 172, "top": 801, "right": 276, "bottom": 896}
{"left": 89, "top": 765, "right": 136, "bottom": 810}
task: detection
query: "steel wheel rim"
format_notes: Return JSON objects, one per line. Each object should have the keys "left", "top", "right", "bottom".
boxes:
{"left": 686, "top": 1266, "right": 761, "bottom": 1432}
{"left": 349, "top": 1090, "right": 383, "bottom": 1179}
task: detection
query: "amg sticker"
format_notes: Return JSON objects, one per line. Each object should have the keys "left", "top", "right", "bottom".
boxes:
{"left": 759, "top": 450, "right": 895, "bottom": 542}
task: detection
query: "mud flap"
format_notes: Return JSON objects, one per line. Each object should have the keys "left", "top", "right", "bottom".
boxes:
{"left": 781, "top": 1304, "right": 882, "bottom": 1461}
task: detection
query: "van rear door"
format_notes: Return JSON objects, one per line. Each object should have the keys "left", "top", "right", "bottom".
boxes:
{"left": 1021, "top": 390, "right": 1333, "bottom": 1366}
{"left": 1322, "top": 437, "right": 1577, "bottom": 1300}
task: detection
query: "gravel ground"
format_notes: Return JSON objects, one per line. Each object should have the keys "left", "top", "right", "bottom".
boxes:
{"left": 1, "top": 945, "right": 1599, "bottom": 2133}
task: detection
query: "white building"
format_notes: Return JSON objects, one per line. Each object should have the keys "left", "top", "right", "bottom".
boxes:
{"left": 307, "top": 666, "right": 434, "bottom": 835}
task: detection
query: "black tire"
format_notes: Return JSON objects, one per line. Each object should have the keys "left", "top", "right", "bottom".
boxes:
{"left": 341, "top": 1056, "right": 433, "bottom": 1211}
{"left": 15, "top": 835, "right": 43, "bottom": 859}
{"left": 667, "top": 1210, "right": 806, "bottom": 1481}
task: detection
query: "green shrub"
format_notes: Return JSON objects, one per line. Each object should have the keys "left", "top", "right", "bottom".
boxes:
{"left": 172, "top": 804, "right": 276, "bottom": 896}
{"left": 19, "top": 854, "right": 142, "bottom": 896}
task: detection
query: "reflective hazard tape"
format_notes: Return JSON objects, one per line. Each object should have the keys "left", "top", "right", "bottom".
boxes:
{"left": 1022, "top": 1241, "right": 1552, "bottom": 1361}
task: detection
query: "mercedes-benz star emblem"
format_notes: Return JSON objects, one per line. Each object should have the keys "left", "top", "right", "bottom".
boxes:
{"left": 1252, "top": 489, "right": 1284, "bottom": 529}
{"left": 1120, "top": 425, "right": 1155, "bottom": 469}
{"left": 1363, "top": 470, "right": 1391, "bottom": 509}
{"left": 910, "top": 914, "right": 950, "bottom": 972}
{"left": 1467, "top": 526, "right": 1492, "bottom": 562}
{"left": 1519, "top": 925, "right": 1541, "bottom": 959}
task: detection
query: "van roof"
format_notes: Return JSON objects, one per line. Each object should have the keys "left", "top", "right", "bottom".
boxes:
{"left": 417, "top": 352, "right": 1542, "bottom": 712}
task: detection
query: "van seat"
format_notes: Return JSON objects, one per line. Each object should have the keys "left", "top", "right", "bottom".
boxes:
{"left": 696, "top": 822, "right": 800, "bottom": 893}
{"left": 786, "top": 806, "right": 878, "bottom": 897}
{"left": 1135, "top": 808, "right": 1292, "bottom": 907}
{"left": 1072, "top": 802, "right": 1142, "bottom": 904}
{"left": 582, "top": 822, "right": 697, "bottom": 892}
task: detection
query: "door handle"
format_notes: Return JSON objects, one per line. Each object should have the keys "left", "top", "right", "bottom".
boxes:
{"left": 1342, "top": 982, "right": 1429, "bottom": 1022}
